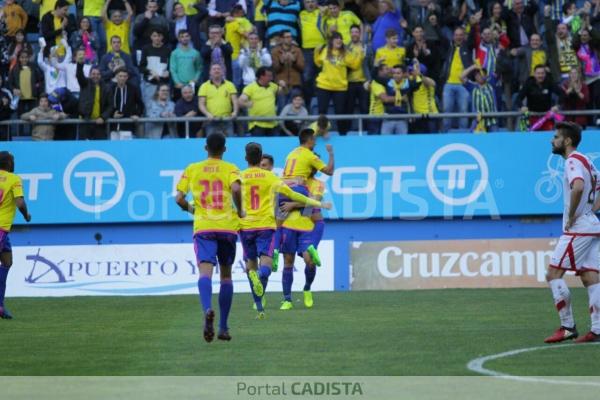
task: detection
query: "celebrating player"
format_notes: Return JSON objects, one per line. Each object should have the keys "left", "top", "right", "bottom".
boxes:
{"left": 280, "top": 166, "right": 326, "bottom": 308}
{"left": 240, "top": 143, "right": 330, "bottom": 318}
{"left": 544, "top": 122, "right": 600, "bottom": 344}
{"left": 260, "top": 153, "right": 274, "bottom": 171}
{"left": 272, "top": 129, "right": 334, "bottom": 270}
{"left": 0, "top": 151, "right": 31, "bottom": 320}
{"left": 175, "top": 133, "right": 243, "bottom": 343}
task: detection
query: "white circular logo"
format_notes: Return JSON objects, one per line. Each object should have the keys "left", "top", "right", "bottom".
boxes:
{"left": 426, "top": 144, "right": 489, "bottom": 206}
{"left": 63, "top": 150, "right": 126, "bottom": 213}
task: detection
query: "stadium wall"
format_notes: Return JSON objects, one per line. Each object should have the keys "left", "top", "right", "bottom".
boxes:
{"left": 5, "top": 133, "right": 596, "bottom": 296}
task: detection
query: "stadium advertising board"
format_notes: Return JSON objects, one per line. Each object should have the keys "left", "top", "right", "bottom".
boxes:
{"left": 7, "top": 242, "right": 334, "bottom": 297}
{"left": 4, "top": 133, "right": 600, "bottom": 224}
{"left": 350, "top": 238, "right": 581, "bottom": 290}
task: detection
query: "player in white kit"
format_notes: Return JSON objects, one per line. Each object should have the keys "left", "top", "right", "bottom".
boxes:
{"left": 545, "top": 122, "right": 600, "bottom": 344}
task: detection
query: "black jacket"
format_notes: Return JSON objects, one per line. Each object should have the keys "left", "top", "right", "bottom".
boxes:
{"left": 76, "top": 63, "right": 105, "bottom": 119}
{"left": 503, "top": 2, "right": 538, "bottom": 49}
{"left": 168, "top": 5, "right": 208, "bottom": 51}
{"left": 8, "top": 62, "right": 44, "bottom": 98}
{"left": 40, "top": 12, "right": 75, "bottom": 51}
{"left": 440, "top": 42, "right": 474, "bottom": 84}
{"left": 139, "top": 44, "right": 171, "bottom": 84}
{"left": 102, "top": 82, "right": 144, "bottom": 131}
{"left": 200, "top": 41, "right": 233, "bottom": 82}
{"left": 515, "top": 76, "right": 564, "bottom": 112}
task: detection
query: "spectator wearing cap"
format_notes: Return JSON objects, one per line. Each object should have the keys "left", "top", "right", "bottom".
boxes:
{"left": 197, "top": 63, "right": 238, "bottom": 136}
{"left": 1, "top": 0, "right": 28, "bottom": 38}
{"left": 271, "top": 30, "right": 304, "bottom": 110}
{"left": 346, "top": 24, "right": 369, "bottom": 116}
{"left": 461, "top": 64, "right": 498, "bottom": 132}
{"left": 201, "top": 25, "right": 233, "bottom": 82}
{"left": 320, "top": 0, "right": 362, "bottom": 44}
{"left": 139, "top": 28, "right": 171, "bottom": 106}
{"left": 20, "top": 93, "right": 67, "bottom": 141}
{"left": 516, "top": 64, "right": 564, "bottom": 131}
{"left": 238, "top": 66, "right": 284, "bottom": 136}
{"left": 238, "top": 32, "right": 272, "bottom": 86}
{"left": 225, "top": 4, "right": 253, "bottom": 88}
{"left": 372, "top": 0, "right": 406, "bottom": 53}
{"left": 265, "top": 0, "right": 301, "bottom": 45}
{"left": 409, "top": 62, "right": 439, "bottom": 133}
{"left": 299, "top": 0, "right": 326, "bottom": 104}
{"left": 207, "top": 0, "right": 245, "bottom": 27}
{"left": 503, "top": 0, "right": 538, "bottom": 49}
{"left": 440, "top": 26, "right": 473, "bottom": 132}
{"left": 314, "top": 31, "right": 360, "bottom": 135}
{"left": 174, "top": 84, "right": 202, "bottom": 137}
{"left": 133, "top": 0, "right": 169, "bottom": 55}
{"left": 102, "top": 0, "right": 134, "bottom": 55}
{"left": 511, "top": 33, "right": 549, "bottom": 89}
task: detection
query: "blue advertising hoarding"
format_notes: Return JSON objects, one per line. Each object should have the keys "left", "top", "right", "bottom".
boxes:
{"left": 4, "top": 132, "right": 599, "bottom": 224}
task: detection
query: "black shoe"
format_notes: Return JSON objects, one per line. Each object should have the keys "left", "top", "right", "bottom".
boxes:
{"left": 203, "top": 309, "right": 215, "bottom": 343}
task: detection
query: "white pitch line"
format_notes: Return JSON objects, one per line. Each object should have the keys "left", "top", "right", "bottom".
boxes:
{"left": 467, "top": 342, "right": 600, "bottom": 386}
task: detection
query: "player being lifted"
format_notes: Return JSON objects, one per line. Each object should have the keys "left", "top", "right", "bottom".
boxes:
{"left": 175, "top": 133, "right": 243, "bottom": 343}
{"left": 280, "top": 166, "right": 326, "bottom": 308}
{"left": 240, "top": 143, "right": 330, "bottom": 318}
{"left": 0, "top": 151, "right": 31, "bottom": 320}
{"left": 276, "top": 129, "right": 334, "bottom": 310}
{"left": 544, "top": 122, "right": 600, "bottom": 344}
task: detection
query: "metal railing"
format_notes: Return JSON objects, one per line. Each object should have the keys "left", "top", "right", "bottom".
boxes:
{"left": 1, "top": 110, "right": 599, "bottom": 139}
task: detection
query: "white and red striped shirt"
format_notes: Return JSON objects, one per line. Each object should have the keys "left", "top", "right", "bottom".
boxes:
{"left": 563, "top": 151, "right": 600, "bottom": 234}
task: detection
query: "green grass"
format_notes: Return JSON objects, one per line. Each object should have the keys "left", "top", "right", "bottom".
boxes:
{"left": 1, "top": 289, "right": 599, "bottom": 375}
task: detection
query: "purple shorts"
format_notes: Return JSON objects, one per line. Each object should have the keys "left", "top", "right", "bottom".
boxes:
{"left": 311, "top": 220, "right": 325, "bottom": 248}
{"left": 280, "top": 227, "right": 313, "bottom": 256}
{"left": 0, "top": 231, "right": 11, "bottom": 253}
{"left": 193, "top": 232, "right": 237, "bottom": 266}
{"left": 240, "top": 229, "right": 276, "bottom": 260}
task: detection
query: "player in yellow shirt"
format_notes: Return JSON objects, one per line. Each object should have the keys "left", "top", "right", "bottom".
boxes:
{"left": 374, "top": 29, "right": 406, "bottom": 68}
{"left": 175, "top": 133, "right": 243, "bottom": 343}
{"left": 240, "top": 143, "right": 330, "bottom": 317}
{"left": 0, "top": 152, "right": 31, "bottom": 319}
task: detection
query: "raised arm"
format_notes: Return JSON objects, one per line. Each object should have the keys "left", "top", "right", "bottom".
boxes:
{"left": 320, "top": 144, "right": 335, "bottom": 176}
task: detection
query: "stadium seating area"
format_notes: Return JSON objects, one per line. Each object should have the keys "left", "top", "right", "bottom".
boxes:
{"left": 0, "top": 0, "right": 599, "bottom": 139}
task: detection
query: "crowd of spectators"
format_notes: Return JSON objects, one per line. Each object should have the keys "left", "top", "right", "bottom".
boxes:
{"left": 0, "top": 0, "right": 599, "bottom": 140}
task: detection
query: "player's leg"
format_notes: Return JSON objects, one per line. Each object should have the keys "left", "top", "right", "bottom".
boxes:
{"left": 279, "top": 228, "right": 297, "bottom": 310}
{"left": 215, "top": 233, "right": 237, "bottom": 341}
{"left": 194, "top": 233, "right": 217, "bottom": 342}
{"left": 241, "top": 231, "right": 264, "bottom": 300}
{"left": 575, "top": 237, "right": 600, "bottom": 343}
{"left": 544, "top": 235, "right": 579, "bottom": 343}
{"left": 0, "top": 242, "right": 14, "bottom": 319}
{"left": 307, "top": 220, "right": 325, "bottom": 268}
{"left": 300, "top": 231, "right": 317, "bottom": 308}
{"left": 257, "top": 229, "right": 275, "bottom": 291}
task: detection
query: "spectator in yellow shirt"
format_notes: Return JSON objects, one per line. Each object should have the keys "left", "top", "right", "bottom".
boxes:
{"left": 238, "top": 67, "right": 285, "bottom": 136}
{"left": 102, "top": 0, "right": 133, "bottom": 55}
{"left": 314, "top": 32, "right": 360, "bottom": 135}
{"left": 320, "top": 0, "right": 362, "bottom": 44}
{"left": 226, "top": 5, "right": 253, "bottom": 88}
{"left": 375, "top": 29, "right": 406, "bottom": 68}
{"left": 198, "top": 63, "right": 239, "bottom": 136}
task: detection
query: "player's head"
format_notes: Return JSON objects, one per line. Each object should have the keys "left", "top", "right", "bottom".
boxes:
{"left": 245, "top": 142, "right": 263, "bottom": 166}
{"left": 205, "top": 132, "right": 226, "bottom": 157}
{"left": 0, "top": 151, "right": 15, "bottom": 172}
{"left": 299, "top": 128, "right": 316, "bottom": 150}
{"left": 552, "top": 121, "right": 582, "bottom": 156}
{"left": 260, "top": 154, "right": 274, "bottom": 171}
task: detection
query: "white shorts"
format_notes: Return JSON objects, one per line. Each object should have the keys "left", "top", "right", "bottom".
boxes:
{"left": 550, "top": 234, "right": 600, "bottom": 274}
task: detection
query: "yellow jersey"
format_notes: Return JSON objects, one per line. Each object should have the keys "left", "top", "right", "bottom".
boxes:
{"left": 447, "top": 48, "right": 464, "bottom": 84}
{"left": 412, "top": 77, "right": 438, "bottom": 114}
{"left": 347, "top": 43, "right": 366, "bottom": 83}
{"left": 240, "top": 167, "right": 321, "bottom": 231}
{"left": 225, "top": 17, "right": 253, "bottom": 60}
{"left": 242, "top": 82, "right": 278, "bottom": 129}
{"left": 283, "top": 146, "right": 326, "bottom": 181}
{"left": 321, "top": 10, "right": 361, "bottom": 44}
{"left": 282, "top": 210, "right": 314, "bottom": 232}
{"left": 307, "top": 177, "right": 325, "bottom": 199}
{"left": 374, "top": 46, "right": 406, "bottom": 68}
{"left": 176, "top": 158, "right": 241, "bottom": 234}
{"left": 300, "top": 9, "right": 325, "bottom": 49}
{"left": 314, "top": 47, "right": 361, "bottom": 91}
{"left": 255, "top": 0, "right": 266, "bottom": 22}
{"left": 369, "top": 80, "right": 386, "bottom": 115}
{"left": 105, "top": 20, "right": 131, "bottom": 54}
{"left": 0, "top": 171, "right": 24, "bottom": 232}
{"left": 198, "top": 79, "right": 237, "bottom": 117}
{"left": 531, "top": 49, "right": 547, "bottom": 76}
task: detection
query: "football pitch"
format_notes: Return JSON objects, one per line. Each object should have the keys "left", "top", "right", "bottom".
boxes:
{"left": 1, "top": 288, "right": 599, "bottom": 376}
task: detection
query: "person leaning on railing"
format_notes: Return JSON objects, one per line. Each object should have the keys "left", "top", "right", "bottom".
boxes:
{"left": 76, "top": 51, "right": 106, "bottom": 140}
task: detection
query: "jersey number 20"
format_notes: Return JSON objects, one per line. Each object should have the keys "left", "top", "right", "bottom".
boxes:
{"left": 199, "top": 180, "right": 224, "bottom": 209}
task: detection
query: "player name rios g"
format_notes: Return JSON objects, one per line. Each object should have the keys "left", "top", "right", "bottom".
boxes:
{"left": 236, "top": 381, "right": 364, "bottom": 396}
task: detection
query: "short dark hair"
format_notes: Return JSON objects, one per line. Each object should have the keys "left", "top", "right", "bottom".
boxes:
{"left": 246, "top": 142, "right": 263, "bottom": 165}
{"left": 255, "top": 66, "right": 271, "bottom": 80}
{"left": 533, "top": 64, "right": 546, "bottom": 72}
{"left": 150, "top": 28, "right": 165, "bottom": 37}
{"left": 556, "top": 121, "right": 582, "bottom": 148}
{"left": 279, "top": 29, "right": 291, "bottom": 37}
{"left": 299, "top": 128, "right": 315, "bottom": 144}
{"left": 317, "top": 114, "right": 329, "bottom": 129}
{"left": 178, "top": 29, "right": 189, "bottom": 36}
{"left": 114, "top": 67, "right": 129, "bottom": 76}
{"left": 206, "top": 132, "right": 226, "bottom": 155}
{"left": 55, "top": 0, "right": 69, "bottom": 9}
{"left": 0, "top": 151, "right": 13, "bottom": 172}
{"left": 261, "top": 154, "right": 274, "bottom": 166}
{"left": 385, "top": 28, "right": 398, "bottom": 38}
{"left": 350, "top": 24, "right": 361, "bottom": 32}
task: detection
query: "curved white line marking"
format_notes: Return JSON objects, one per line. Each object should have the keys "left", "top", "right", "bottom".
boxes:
{"left": 467, "top": 343, "right": 600, "bottom": 386}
